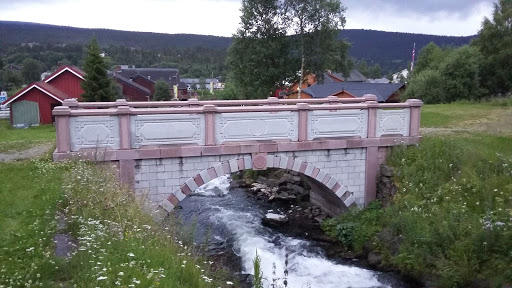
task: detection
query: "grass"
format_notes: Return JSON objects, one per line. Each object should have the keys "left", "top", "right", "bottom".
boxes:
{"left": 0, "top": 119, "right": 56, "bottom": 153}
{"left": 0, "top": 116, "right": 232, "bottom": 288}
{"left": 0, "top": 159, "right": 72, "bottom": 287}
{"left": 420, "top": 98, "right": 512, "bottom": 130}
{"left": 0, "top": 156, "right": 232, "bottom": 287}
{"left": 324, "top": 99, "right": 512, "bottom": 287}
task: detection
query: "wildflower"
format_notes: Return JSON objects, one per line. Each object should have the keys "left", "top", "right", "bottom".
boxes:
{"left": 127, "top": 253, "right": 135, "bottom": 257}
{"left": 26, "top": 247, "right": 35, "bottom": 252}
{"left": 97, "top": 276, "right": 107, "bottom": 280}
{"left": 227, "top": 281, "right": 234, "bottom": 285}
{"left": 118, "top": 272, "right": 124, "bottom": 276}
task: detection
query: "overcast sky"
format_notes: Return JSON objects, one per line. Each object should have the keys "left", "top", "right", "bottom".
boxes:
{"left": 0, "top": 0, "right": 495, "bottom": 37}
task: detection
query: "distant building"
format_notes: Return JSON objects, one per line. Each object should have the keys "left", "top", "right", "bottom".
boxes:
{"left": 114, "top": 67, "right": 189, "bottom": 100}
{"left": 181, "top": 78, "right": 225, "bottom": 91}
{"left": 296, "top": 82, "right": 404, "bottom": 103}
{"left": 112, "top": 74, "right": 151, "bottom": 101}
{"left": 21, "top": 42, "right": 40, "bottom": 48}
{"left": 366, "top": 78, "right": 391, "bottom": 84}
{"left": 287, "top": 69, "right": 368, "bottom": 99}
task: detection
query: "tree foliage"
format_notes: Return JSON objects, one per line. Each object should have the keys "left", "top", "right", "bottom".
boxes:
{"left": 226, "top": 0, "right": 294, "bottom": 99}
{"left": 439, "top": 46, "right": 485, "bottom": 102}
{"left": 404, "top": 45, "right": 485, "bottom": 103}
{"left": 473, "top": 0, "right": 512, "bottom": 95}
{"left": 286, "top": 0, "right": 350, "bottom": 86}
{"left": 81, "top": 36, "right": 115, "bottom": 102}
{"left": 404, "top": 0, "right": 511, "bottom": 103}
{"left": 226, "top": 0, "right": 350, "bottom": 99}
{"left": 21, "top": 58, "right": 44, "bottom": 83}
{"left": 153, "top": 80, "right": 171, "bottom": 101}
{"left": 369, "top": 63, "right": 382, "bottom": 79}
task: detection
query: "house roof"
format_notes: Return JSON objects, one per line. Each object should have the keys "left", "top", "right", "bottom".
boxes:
{"left": 44, "top": 66, "right": 85, "bottom": 83}
{"left": 301, "top": 82, "right": 405, "bottom": 102}
{"left": 328, "top": 69, "right": 367, "bottom": 82}
{"left": 116, "top": 68, "right": 180, "bottom": 84}
{"left": 132, "top": 74, "right": 156, "bottom": 84}
{"left": 113, "top": 74, "right": 151, "bottom": 95}
{"left": 2, "top": 81, "right": 71, "bottom": 105}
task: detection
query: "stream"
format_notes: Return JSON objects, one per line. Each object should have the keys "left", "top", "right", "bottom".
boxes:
{"left": 176, "top": 176, "right": 408, "bottom": 288}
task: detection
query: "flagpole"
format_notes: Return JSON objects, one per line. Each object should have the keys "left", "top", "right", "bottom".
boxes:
{"left": 411, "top": 43, "right": 416, "bottom": 72}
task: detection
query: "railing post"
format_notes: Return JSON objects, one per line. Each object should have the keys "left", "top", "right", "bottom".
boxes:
{"left": 327, "top": 96, "right": 340, "bottom": 105}
{"left": 297, "top": 103, "right": 310, "bottom": 142}
{"left": 116, "top": 99, "right": 131, "bottom": 150}
{"left": 53, "top": 105, "right": 71, "bottom": 153}
{"left": 406, "top": 99, "right": 423, "bottom": 137}
{"left": 62, "top": 98, "right": 79, "bottom": 110}
{"left": 203, "top": 105, "right": 217, "bottom": 146}
{"left": 364, "top": 94, "right": 378, "bottom": 138}
{"left": 187, "top": 98, "right": 201, "bottom": 108}
{"left": 267, "top": 97, "right": 279, "bottom": 106}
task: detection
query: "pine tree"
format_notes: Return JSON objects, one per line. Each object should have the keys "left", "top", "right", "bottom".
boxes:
{"left": 81, "top": 36, "right": 115, "bottom": 102}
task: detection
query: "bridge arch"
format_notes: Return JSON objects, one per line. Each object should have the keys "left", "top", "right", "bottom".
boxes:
{"left": 159, "top": 153, "right": 356, "bottom": 212}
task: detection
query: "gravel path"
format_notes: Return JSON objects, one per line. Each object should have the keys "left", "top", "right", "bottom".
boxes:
{"left": 0, "top": 143, "right": 54, "bottom": 162}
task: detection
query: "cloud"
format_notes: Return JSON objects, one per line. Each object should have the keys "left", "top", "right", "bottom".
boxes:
{"left": 342, "top": 0, "right": 494, "bottom": 36}
{"left": 0, "top": 0, "right": 495, "bottom": 37}
{"left": 343, "top": 0, "right": 492, "bottom": 16}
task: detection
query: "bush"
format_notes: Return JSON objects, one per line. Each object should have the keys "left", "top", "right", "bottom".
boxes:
{"left": 322, "top": 201, "right": 383, "bottom": 252}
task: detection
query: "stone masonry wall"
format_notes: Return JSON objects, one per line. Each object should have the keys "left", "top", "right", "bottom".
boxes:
{"left": 134, "top": 148, "right": 367, "bottom": 208}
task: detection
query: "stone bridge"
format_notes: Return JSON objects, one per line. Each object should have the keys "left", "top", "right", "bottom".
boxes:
{"left": 53, "top": 95, "right": 422, "bottom": 214}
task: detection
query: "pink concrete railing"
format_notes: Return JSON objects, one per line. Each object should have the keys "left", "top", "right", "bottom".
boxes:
{"left": 64, "top": 96, "right": 367, "bottom": 109}
{"left": 53, "top": 95, "right": 423, "bottom": 155}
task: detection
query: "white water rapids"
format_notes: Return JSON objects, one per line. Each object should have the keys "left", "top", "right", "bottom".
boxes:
{"left": 186, "top": 176, "right": 392, "bottom": 288}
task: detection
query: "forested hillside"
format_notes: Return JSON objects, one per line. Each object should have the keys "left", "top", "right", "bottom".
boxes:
{"left": 0, "top": 21, "right": 474, "bottom": 74}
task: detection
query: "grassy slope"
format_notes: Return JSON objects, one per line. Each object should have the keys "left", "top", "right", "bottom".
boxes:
{"left": 324, "top": 99, "right": 512, "bottom": 287}
{"left": 0, "top": 121, "right": 229, "bottom": 287}
{"left": 0, "top": 119, "right": 56, "bottom": 152}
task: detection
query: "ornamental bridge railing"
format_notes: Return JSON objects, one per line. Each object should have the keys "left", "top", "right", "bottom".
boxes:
{"left": 52, "top": 95, "right": 422, "bottom": 160}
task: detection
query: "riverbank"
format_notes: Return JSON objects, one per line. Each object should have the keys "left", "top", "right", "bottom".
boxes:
{"left": 323, "top": 134, "right": 512, "bottom": 287}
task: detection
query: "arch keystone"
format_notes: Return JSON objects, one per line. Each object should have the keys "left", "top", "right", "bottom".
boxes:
{"left": 252, "top": 153, "right": 267, "bottom": 170}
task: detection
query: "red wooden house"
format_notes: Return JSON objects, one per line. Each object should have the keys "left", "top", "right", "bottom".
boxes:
{"left": 113, "top": 74, "right": 152, "bottom": 101}
{"left": 2, "top": 66, "right": 85, "bottom": 126}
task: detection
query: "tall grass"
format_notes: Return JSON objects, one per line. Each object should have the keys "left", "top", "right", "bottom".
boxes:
{"left": 323, "top": 136, "right": 512, "bottom": 287}
{"left": 61, "top": 160, "right": 231, "bottom": 287}
{"left": 0, "top": 157, "right": 233, "bottom": 287}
